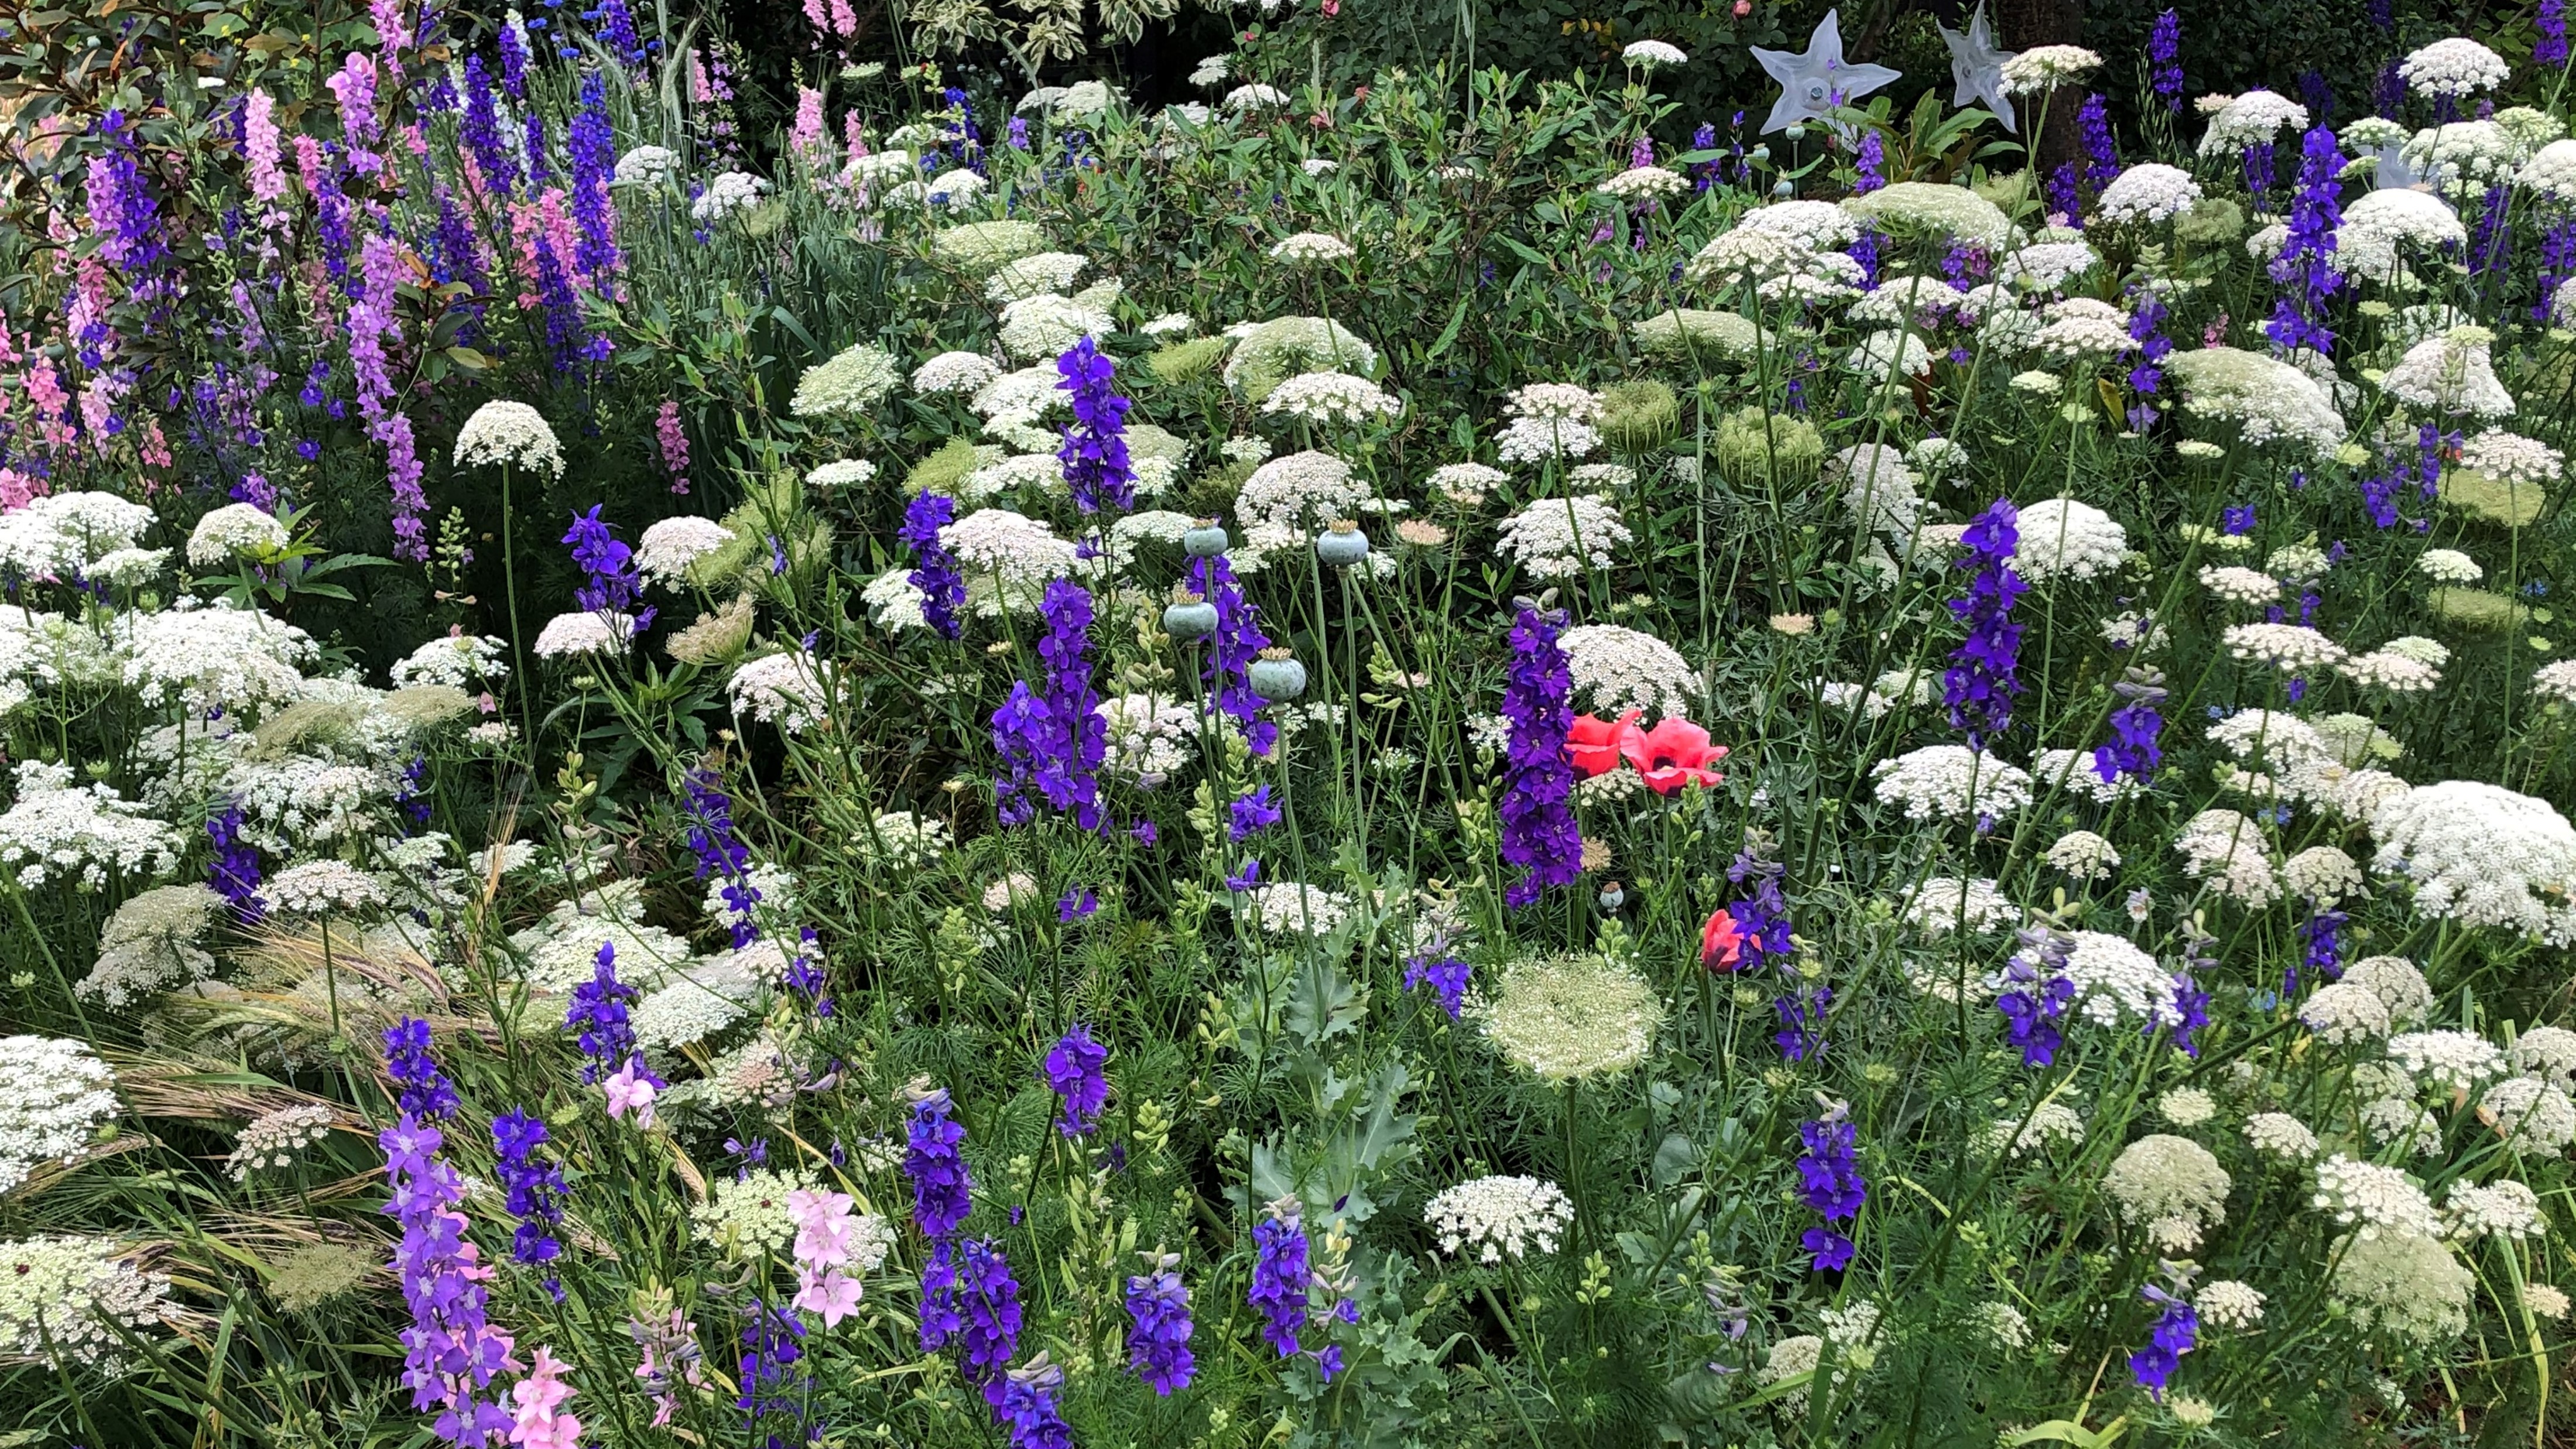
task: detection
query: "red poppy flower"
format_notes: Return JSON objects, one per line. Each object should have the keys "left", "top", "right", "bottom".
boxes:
{"left": 1701, "top": 907, "right": 1745, "bottom": 969}
{"left": 1623, "top": 718, "right": 1729, "bottom": 795}
{"left": 1563, "top": 710, "right": 1644, "bottom": 778}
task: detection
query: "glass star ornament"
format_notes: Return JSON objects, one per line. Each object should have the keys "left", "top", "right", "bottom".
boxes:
{"left": 1938, "top": 2, "right": 2019, "bottom": 130}
{"left": 1751, "top": 9, "right": 1901, "bottom": 136}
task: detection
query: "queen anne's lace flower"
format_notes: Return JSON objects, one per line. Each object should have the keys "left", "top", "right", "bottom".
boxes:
{"left": 2198, "top": 90, "right": 2308, "bottom": 155}
{"left": 2446, "top": 1179, "right": 2546, "bottom": 1241}
{"left": 728, "top": 653, "right": 834, "bottom": 732}
{"left": 634, "top": 517, "right": 735, "bottom": 584}
{"left": 2335, "top": 189, "right": 2466, "bottom": 279}
{"left": 2371, "top": 781, "right": 2576, "bottom": 943}
{"left": 0, "top": 1036, "right": 118, "bottom": 1195}
{"left": 2382, "top": 326, "right": 2513, "bottom": 417}
{"left": 2458, "top": 428, "right": 2561, "bottom": 486}
{"left": 2510, "top": 1026, "right": 2576, "bottom": 1086}
{"left": 1999, "top": 44, "right": 2101, "bottom": 94}
{"left": 2096, "top": 163, "right": 2202, "bottom": 224}
{"left": 0, "top": 761, "right": 180, "bottom": 890}
{"left": 1422, "top": 1175, "right": 1574, "bottom": 1262}
{"left": 1495, "top": 496, "right": 1632, "bottom": 580}
{"left": 532, "top": 611, "right": 636, "bottom": 657}
{"left": 1261, "top": 371, "right": 1400, "bottom": 423}
{"left": 2245, "top": 1112, "right": 2321, "bottom": 1160}
{"left": 1476, "top": 954, "right": 1662, "bottom": 1081}
{"left": 0, "top": 1235, "right": 173, "bottom": 1364}
{"left": 1269, "top": 231, "right": 1355, "bottom": 263}
{"left": 2224, "top": 622, "right": 2348, "bottom": 672}
{"left": 2314, "top": 1155, "right": 2444, "bottom": 1241}
{"left": 186, "top": 503, "right": 289, "bottom": 566}
{"left": 2011, "top": 498, "right": 2126, "bottom": 582}
{"left": 1557, "top": 625, "right": 1698, "bottom": 718}
{"left": 2057, "top": 930, "right": 2185, "bottom": 1029}
{"left": 1841, "top": 182, "right": 2011, "bottom": 249}
{"left": 2046, "top": 830, "right": 2121, "bottom": 881}
{"left": 2478, "top": 1075, "right": 2576, "bottom": 1151}
{"left": 453, "top": 400, "right": 566, "bottom": 477}
{"left": 2332, "top": 1228, "right": 2472, "bottom": 1343}
{"left": 2300, "top": 982, "right": 2392, "bottom": 1044}
{"left": 913, "top": 351, "right": 1004, "bottom": 395}
{"left": 2200, "top": 565, "right": 2282, "bottom": 607}
{"left": 2197, "top": 1280, "right": 2266, "bottom": 1329}
{"left": 2104, "top": 1134, "right": 2232, "bottom": 1252}
{"left": 1903, "top": 876, "right": 2017, "bottom": 934}
{"left": 2386, "top": 1029, "right": 2505, "bottom": 1092}
{"left": 2173, "top": 809, "right": 2280, "bottom": 905}
{"left": 2398, "top": 37, "right": 2510, "bottom": 97}
{"left": 1597, "top": 165, "right": 1688, "bottom": 200}
{"left": 2164, "top": 347, "right": 2346, "bottom": 457}
{"left": 1871, "top": 745, "right": 2033, "bottom": 823}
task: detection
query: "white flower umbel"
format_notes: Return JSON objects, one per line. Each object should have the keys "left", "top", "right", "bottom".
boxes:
{"left": 0, "top": 1235, "right": 174, "bottom": 1365}
{"left": 2313, "top": 1154, "right": 2444, "bottom": 1241}
{"left": 2458, "top": 428, "right": 2563, "bottom": 486}
{"left": 2331, "top": 1229, "right": 2472, "bottom": 1344}
{"left": 2012, "top": 498, "right": 2126, "bottom": 582}
{"left": 790, "top": 342, "right": 903, "bottom": 417}
{"left": 2397, "top": 37, "right": 2510, "bottom": 98}
{"left": 1268, "top": 231, "right": 1355, "bottom": 264}
{"left": 1261, "top": 371, "right": 1400, "bottom": 424}
{"left": 2245, "top": 1112, "right": 2321, "bottom": 1161}
{"left": 186, "top": 503, "right": 289, "bottom": 567}
{"left": 2370, "top": 780, "right": 2576, "bottom": 943}
{"left": 0, "top": 761, "right": 180, "bottom": 891}
{"left": 258, "top": 860, "right": 389, "bottom": 917}
{"left": 1423, "top": 1174, "right": 1574, "bottom": 1263}
{"left": 2197, "top": 90, "right": 2308, "bottom": 156}
{"left": 1495, "top": 496, "right": 1632, "bottom": 580}
{"left": 532, "top": 611, "right": 637, "bottom": 658}
{"left": 1999, "top": 45, "right": 2101, "bottom": 95}
{"left": 453, "top": 399, "right": 566, "bottom": 477}
{"left": 633, "top": 517, "right": 736, "bottom": 585}
{"left": 2163, "top": 347, "right": 2346, "bottom": 457}
{"left": 0, "top": 1036, "right": 119, "bottom": 1195}
{"left": 2103, "top": 1134, "right": 2231, "bottom": 1253}
{"left": 1558, "top": 624, "right": 1698, "bottom": 718}
{"left": 728, "top": 652, "right": 835, "bottom": 733}
{"left": 2095, "top": 163, "right": 2202, "bottom": 224}
{"left": 2381, "top": 326, "right": 2513, "bottom": 417}
{"left": 2445, "top": 1179, "right": 2546, "bottom": 1241}
{"left": 1870, "top": 745, "right": 2033, "bottom": 824}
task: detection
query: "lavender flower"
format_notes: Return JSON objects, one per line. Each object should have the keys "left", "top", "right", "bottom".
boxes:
{"left": 383, "top": 1018, "right": 458, "bottom": 1121}
{"left": 1795, "top": 1101, "right": 1866, "bottom": 1271}
{"left": 2149, "top": 10, "right": 2184, "bottom": 111}
{"left": 1187, "top": 552, "right": 1274, "bottom": 755}
{"left": 379, "top": 1115, "right": 515, "bottom": 1445}
{"left": 992, "top": 578, "right": 1109, "bottom": 831}
{"left": 906, "top": 1085, "right": 973, "bottom": 1238}
{"left": 491, "top": 1108, "right": 566, "bottom": 1269}
{"left": 901, "top": 492, "right": 965, "bottom": 639}
{"left": 1943, "top": 501, "right": 2026, "bottom": 749}
{"left": 1997, "top": 926, "right": 2075, "bottom": 1068}
{"left": 1852, "top": 129, "right": 1885, "bottom": 194}
{"left": 2127, "top": 287, "right": 2172, "bottom": 424}
{"left": 920, "top": 1238, "right": 1023, "bottom": 1405}
{"left": 1402, "top": 953, "right": 1471, "bottom": 1019}
{"left": 1056, "top": 336, "right": 1135, "bottom": 515}
{"left": 2128, "top": 1276, "right": 2198, "bottom": 1400}
{"left": 460, "top": 57, "right": 520, "bottom": 195}
{"left": 1228, "top": 785, "right": 1282, "bottom": 841}
{"left": 2543, "top": 0, "right": 2568, "bottom": 67}
{"left": 2170, "top": 933, "right": 2217, "bottom": 1057}
{"left": 1248, "top": 1201, "right": 1311, "bottom": 1355}
{"left": 1498, "top": 605, "right": 1581, "bottom": 909}
{"left": 2092, "top": 669, "right": 2167, "bottom": 785}
{"left": 1125, "top": 1260, "right": 1197, "bottom": 1395}
{"left": 1042, "top": 1023, "right": 1109, "bottom": 1136}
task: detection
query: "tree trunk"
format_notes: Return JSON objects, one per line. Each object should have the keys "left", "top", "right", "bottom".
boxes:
{"left": 1991, "top": 0, "right": 2086, "bottom": 173}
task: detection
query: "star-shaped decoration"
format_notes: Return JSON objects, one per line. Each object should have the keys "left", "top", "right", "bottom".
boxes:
{"left": 1751, "top": 9, "right": 1902, "bottom": 136}
{"left": 1938, "top": 2, "right": 2019, "bottom": 131}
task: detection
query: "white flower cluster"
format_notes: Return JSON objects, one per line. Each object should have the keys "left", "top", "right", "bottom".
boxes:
{"left": 452, "top": 400, "right": 566, "bottom": 477}
{"left": 114, "top": 598, "right": 318, "bottom": 713}
{"left": 186, "top": 503, "right": 289, "bottom": 566}
{"left": 1262, "top": 370, "right": 1401, "bottom": 424}
{"left": 2369, "top": 780, "right": 2576, "bottom": 943}
{"left": 2058, "top": 930, "right": 2185, "bottom": 1030}
{"left": 1494, "top": 496, "right": 1632, "bottom": 580}
{"left": 225, "top": 1102, "right": 334, "bottom": 1180}
{"left": 1870, "top": 745, "right": 2033, "bottom": 824}
{"left": 728, "top": 653, "right": 835, "bottom": 733}
{"left": 857, "top": 810, "right": 950, "bottom": 870}
{"left": 635, "top": 517, "right": 737, "bottom": 584}
{"left": 2313, "top": 1155, "right": 2444, "bottom": 1241}
{"left": 2397, "top": 37, "right": 2510, "bottom": 98}
{"left": 2197, "top": 90, "right": 2308, "bottom": 155}
{"left": 2381, "top": 326, "right": 2514, "bottom": 417}
{"left": 390, "top": 632, "right": 509, "bottom": 688}
{"left": 1558, "top": 625, "right": 1698, "bottom": 718}
{"left": 791, "top": 342, "right": 904, "bottom": 417}
{"left": 0, "top": 761, "right": 180, "bottom": 890}
{"left": 2102, "top": 1134, "right": 2232, "bottom": 1252}
{"left": 78, "top": 883, "right": 224, "bottom": 1006}
{"left": 2163, "top": 347, "right": 2345, "bottom": 457}
{"left": 692, "top": 170, "right": 772, "bottom": 222}
{"left": 0, "top": 1035, "right": 118, "bottom": 1195}
{"left": 2095, "top": 163, "right": 2202, "bottom": 224}
{"left": 2012, "top": 498, "right": 2126, "bottom": 583}
{"left": 0, "top": 1235, "right": 173, "bottom": 1365}
{"left": 1097, "top": 693, "right": 1198, "bottom": 785}
{"left": 1422, "top": 1174, "right": 1574, "bottom": 1262}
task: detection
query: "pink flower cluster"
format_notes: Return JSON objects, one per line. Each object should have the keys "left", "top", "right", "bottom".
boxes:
{"left": 506, "top": 1346, "right": 581, "bottom": 1449}
{"left": 787, "top": 1188, "right": 869, "bottom": 1327}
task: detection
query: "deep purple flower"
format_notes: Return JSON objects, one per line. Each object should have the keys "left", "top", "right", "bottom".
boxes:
{"left": 2221, "top": 505, "right": 2256, "bottom": 536}
{"left": 495, "top": 22, "right": 530, "bottom": 98}
{"left": 992, "top": 579, "right": 1109, "bottom": 831}
{"left": 2266, "top": 127, "right": 2345, "bottom": 352}
{"left": 920, "top": 1238, "right": 1022, "bottom": 1404}
{"left": 2078, "top": 93, "right": 2118, "bottom": 190}
{"left": 901, "top": 492, "right": 965, "bottom": 639}
{"left": 2092, "top": 669, "right": 2167, "bottom": 785}
{"left": 566, "top": 940, "right": 661, "bottom": 1088}
{"left": 2298, "top": 907, "right": 2348, "bottom": 997}
{"left": 1056, "top": 337, "right": 1135, "bottom": 515}
{"left": 1248, "top": 1205, "right": 1310, "bottom": 1355}
{"left": 1054, "top": 888, "right": 1097, "bottom": 922}
{"left": 683, "top": 769, "right": 761, "bottom": 946}
{"left": 994, "top": 1357, "right": 1073, "bottom": 1449}
{"left": 2128, "top": 1280, "right": 2198, "bottom": 1400}
{"left": 906, "top": 1087, "right": 973, "bottom": 1238}
{"left": 562, "top": 505, "right": 653, "bottom": 625}
{"left": 567, "top": 71, "right": 622, "bottom": 285}
{"left": 1125, "top": 1262, "right": 1197, "bottom": 1394}
{"left": 1996, "top": 926, "right": 2075, "bottom": 1067}
{"left": 1225, "top": 858, "right": 1263, "bottom": 892}
{"left": 383, "top": 1017, "right": 458, "bottom": 1121}
{"left": 2544, "top": 0, "right": 2569, "bottom": 67}
{"left": 1402, "top": 953, "right": 1471, "bottom": 1019}
{"left": 1187, "top": 554, "right": 1273, "bottom": 755}
{"left": 207, "top": 801, "right": 263, "bottom": 918}
{"left": 2148, "top": 9, "right": 2183, "bottom": 109}
{"left": 1228, "top": 785, "right": 1282, "bottom": 841}
{"left": 1852, "top": 129, "right": 1885, "bottom": 193}
{"left": 737, "top": 1297, "right": 808, "bottom": 1421}
{"left": 1042, "top": 1023, "right": 1109, "bottom": 1136}
{"left": 1794, "top": 1105, "right": 1865, "bottom": 1272}
{"left": 1943, "top": 501, "right": 2026, "bottom": 749}
{"left": 491, "top": 1108, "right": 566, "bottom": 1268}
{"left": 1498, "top": 606, "right": 1581, "bottom": 908}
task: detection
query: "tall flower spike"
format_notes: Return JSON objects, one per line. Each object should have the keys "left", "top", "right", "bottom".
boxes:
{"left": 1794, "top": 1097, "right": 1866, "bottom": 1271}
{"left": 1056, "top": 336, "right": 1136, "bottom": 515}
{"left": 991, "top": 578, "right": 1108, "bottom": 831}
{"left": 2265, "top": 126, "right": 2344, "bottom": 352}
{"left": 1249, "top": 1200, "right": 1311, "bottom": 1355}
{"left": 1187, "top": 551, "right": 1274, "bottom": 755}
{"left": 900, "top": 492, "right": 966, "bottom": 640}
{"left": 1943, "top": 499, "right": 2026, "bottom": 751}
{"left": 1498, "top": 605, "right": 1582, "bottom": 908}
{"left": 1125, "top": 1255, "right": 1197, "bottom": 1395}
{"left": 1042, "top": 1024, "right": 1109, "bottom": 1136}
{"left": 905, "top": 1083, "right": 973, "bottom": 1238}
